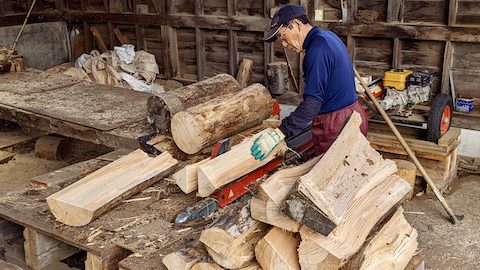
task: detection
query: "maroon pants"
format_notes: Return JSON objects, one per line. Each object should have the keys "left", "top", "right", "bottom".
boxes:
{"left": 312, "top": 100, "right": 368, "bottom": 155}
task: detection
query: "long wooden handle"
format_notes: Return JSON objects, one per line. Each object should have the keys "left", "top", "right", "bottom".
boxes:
{"left": 353, "top": 67, "right": 459, "bottom": 224}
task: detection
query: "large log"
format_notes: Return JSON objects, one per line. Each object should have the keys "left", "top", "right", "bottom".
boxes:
{"left": 171, "top": 83, "right": 273, "bottom": 154}
{"left": 162, "top": 240, "right": 209, "bottom": 270}
{"left": 352, "top": 207, "right": 418, "bottom": 270}
{"left": 282, "top": 112, "right": 397, "bottom": 235}
{"left": 250, "top": 157, "right": 320, "bottom": 232}
{"left": 147, "top": 74, "right": 241, "bottom": 134}
{"left": 254, "top": 227, "right": 301, "bottom": 270}
{"left": 197, "top": 128, "right": 286, "bottom": 197}
{"left": 299, "top": 174, "right": 411, "bottom": 261}
{"left": 47, "top": 150, "right": 178, "bottom": 226}
{"left": 199, "top": 200, "right": 269, "bottom": 269}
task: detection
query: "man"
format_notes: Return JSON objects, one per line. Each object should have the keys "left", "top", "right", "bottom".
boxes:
{"left": 251, "top": 4, "right": 368, "bottom": 160}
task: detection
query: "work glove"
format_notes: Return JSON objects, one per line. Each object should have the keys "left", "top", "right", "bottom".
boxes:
{"left": 250, "top": 128, "right": 285, "bottom": 161}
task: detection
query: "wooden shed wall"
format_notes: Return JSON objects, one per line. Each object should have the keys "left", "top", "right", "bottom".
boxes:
{"left": 1, "top": 0, "right": 479, "bottom": 130}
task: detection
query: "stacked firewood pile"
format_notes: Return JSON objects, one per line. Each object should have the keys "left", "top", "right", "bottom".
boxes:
{"left": 0, "top": 47, "right": 24, "bottom": 73}
{"left": 163, "top": 112, "right": 419, "bottom": 270}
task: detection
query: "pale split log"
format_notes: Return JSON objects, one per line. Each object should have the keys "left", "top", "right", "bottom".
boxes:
{"left": 171, "top": 83, "right": 273, "bottom": 154}
{"left": 238, "top": 261, "right": 262, "bottom": 270}
{"left": 47, "top": 150, "right": 178, "bottom": 226}
{"left": 236, "top": 58, "right": 254, "bottom": 88}
{"left": 357, "top": 207, "right": 418, "bottom": 270}
{"left": 23, "top": 227, "right": 80, "bottom": 269}
{"left": 254, "top": 227, "right": 301, "bottom": 270}
{"left": 0, "top": 259, "right": 24, "bottom": 270}
{"left": 283, "top": 112, "right": 397, "bottom": 234}
{"left": 162, "top": 240, "right": 208, "bottom": 270}
{"left": 199, "top": 201, "right": 269, "bottom": 269}
{"left": 299, "top": 174, "right": 411, "bottom": 260}
{"left": 197, "top": 129, "right": 286, "bottom": 197}
{"left": 147, "top": 74, "right": 240, "bottom": 134}
{"left": 191, "top": 262, "right": 224, "bottom": 270}
{"left": 172, "top": 157, "right": 211, "bottom": 194}
{"left": 250, "top": 157, "right": 320, "bottom": 232}
{"left": 297, "top": 237, "right": 341, "bottom": 270}
{"left": 85, "top": 252, "right": 102, "bottom": 270}
{"left": 393, "top": 159, "right": 417, "bottom": 199}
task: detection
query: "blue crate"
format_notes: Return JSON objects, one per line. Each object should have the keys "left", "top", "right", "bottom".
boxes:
{"left": 456, "top": 98, "right": 474, "bottom": 113}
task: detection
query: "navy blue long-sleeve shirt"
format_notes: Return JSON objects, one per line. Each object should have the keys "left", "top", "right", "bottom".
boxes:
{"left": 279, "top": 26, "right": 357, "bottom": 138}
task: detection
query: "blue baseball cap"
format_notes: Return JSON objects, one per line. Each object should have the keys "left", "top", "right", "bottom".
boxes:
{"left": 263, "top": 4, "right": 306, "bottom": 43}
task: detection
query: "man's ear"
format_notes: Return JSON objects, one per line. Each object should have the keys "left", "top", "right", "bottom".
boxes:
{"left": 291, "top": 19, "right": 302, "bottom": 30}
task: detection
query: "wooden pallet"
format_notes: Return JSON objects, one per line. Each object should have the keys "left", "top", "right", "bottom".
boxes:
{"left": 367, "top": 127, "right": 460, "bottom": 193}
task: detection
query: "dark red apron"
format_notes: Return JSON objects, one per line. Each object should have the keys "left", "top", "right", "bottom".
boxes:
{"left": 311, "top": 100, "right": 368, "bottom": 155}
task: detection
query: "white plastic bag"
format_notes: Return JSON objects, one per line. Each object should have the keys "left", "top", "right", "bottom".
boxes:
{"left": 114, "top": 44, "right": 135, "bottom": 64}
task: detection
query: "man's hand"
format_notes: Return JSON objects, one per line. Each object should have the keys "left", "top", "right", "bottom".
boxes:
{"left": 250, "top": 128, "right": 285, "bottom": 160}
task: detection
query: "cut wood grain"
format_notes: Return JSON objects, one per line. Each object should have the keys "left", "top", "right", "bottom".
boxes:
{"left": 297, "top": 237, "right": 341, "bottom": 270}
{"left": 23, "top": 227, "right": 80, "bottom": 269}
{"left": 172, "top": 157, "right": 211, "bottom": 194}
{"left": 254, "top": 227, "right": 301, "bottom": 270}
{"left": 197, "top": 129, "right": 286, "bottom": 197}
{"left": 0, "top": 259, "right": 24, "bottom": 270}
{"left": 171, "top": 83, "right": 273, "bottom": 154}
{"left": 147, "top": 74, "right": 240, "bottom": 134}
{"left": 191, "top": 262, "right": 224, "bottom": 270}
{"left": 299, "top": 174, "right": 411, "bottom": 261}
{"left": 236, "top": 58, "right": 253, "bottom": 88}
{"left": 162, "top": 240, "right": 208, "bottom": 270}
{"left": 357, "top": 207, "right": 418, "bottom": 270}
{"left": 283, "top": 112, "right": 397, "bottom": 235}
{"left": 250, "top": 157, "right": 320, "bottom": 232}
{"left": 46, "top": 149, "right": 178, "bottom": 226}
{"left": 199, "top": 201, "right": 269, "bottom": 269}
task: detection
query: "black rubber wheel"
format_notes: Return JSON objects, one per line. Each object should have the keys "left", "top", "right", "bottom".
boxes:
{"left": 427, "top": 93, "right": 453, "bottom": 142}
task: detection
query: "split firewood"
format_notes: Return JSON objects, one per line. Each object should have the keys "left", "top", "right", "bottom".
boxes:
{"left": 162, "top": 240, "right": 209, "bottom": 270}
{"left": 255, "top": 227, "right": 301, "bottom": 270}
{"left": 250, "top": 157, "right": 320, "bottom": 232}
{"left": 283, "top": 111, "right": 397, "bottom": 235}
{"left": 47, "top": 150, "right": 178, "bottom": 226}
{"left": 172, "top": 157, "right": 211, "bottom": 194}
{"left": 236, "top": 58, "right": 253, "bottom": 88}
{"left": 199, "top": 200, "right": 269, "bottom": 269}
{"left": 190, "top": 262, "right": 224, "bottom": 270}
{"left": 147, "top": 74, "right": 241, "bottom": 134}
{"left": 197, "top": 129, "right": 286, "bottom": 197}
{"left": 297, "top": 237, "right": 341, "bottom": 270}
{"left": 171, "top": 83, "right": 273, "bottom": 154}
{"left": 348, "top": 207, "right": 418, "bottom": 270}
{"left": 299, "top": 174, "right": 411, "bottom": 262}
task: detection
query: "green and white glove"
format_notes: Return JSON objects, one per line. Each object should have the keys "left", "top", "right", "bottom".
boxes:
{"left": 250, "top": 128, "right": 285, "bottom": 161}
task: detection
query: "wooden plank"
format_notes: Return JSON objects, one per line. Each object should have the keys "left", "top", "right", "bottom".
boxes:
{"left": 228, "top": 30, "right": 238, "bottom": 76}
{"left": 393, "top": 38, "right": 402, "bottom": 68}
{"left": 113, "top": 28, "right": 131, "bottom": 44}
{"left": 0, "top": 129, "right": 46, "bottom": 150}
{"left": 449, "top": 0, "right": 459, "bottom": 25}
{"left": 441, "top": 41, "right": 453, "bottom": 94}
{"left": 46, "top": 150, "right": 178, "bottom": 226}
{"left": 195, "top": 28, "right": 205, "bottom": 81}
{"left": 0, "top": 70, "right": 80, "bottom": 95}
{"left": 23, "top": 227, "right": 80, "bottom": 270}
{"left": 387, "top": 0, "right": 402, "bottom": 22}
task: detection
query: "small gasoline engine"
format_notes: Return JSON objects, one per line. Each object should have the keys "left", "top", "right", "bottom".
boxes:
{"left": 379, "top": 70, "right": 433, "bottom": 116}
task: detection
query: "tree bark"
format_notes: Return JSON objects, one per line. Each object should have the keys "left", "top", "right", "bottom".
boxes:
{"left": 171, "top": 83, "right": 273, "bottom": 154}
{"left": 267, "top": 61, "right": 289, "bottom": 95}
{"left": 147, "top": 73, "right": 240, "bottom": 134}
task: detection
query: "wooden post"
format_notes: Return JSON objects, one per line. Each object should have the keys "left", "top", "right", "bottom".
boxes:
{"left": 24, "top": 228, "right": 80, "bottom": 269}
{"left": 347, "top": 35, "right": 355, "bottom": 62}
{"left": 347, "top": 0, "right": 357, "bottom": 22}
{"left": 387, "top": 0, "right": 402, "bottom": 23}
{"left": 195, "top": 28, "right": 205, "bottom": 81}
{"left": 228, "top": 0, "right": 238, "bottom": 77}
{"left": 441, "top": 41, "right": 453, "bottom": 94}
{"left": 392, "top": 38, "right": 402, "bottom": 69}
{"left": 448, "top": 0, "right": 458, "bottom": 26}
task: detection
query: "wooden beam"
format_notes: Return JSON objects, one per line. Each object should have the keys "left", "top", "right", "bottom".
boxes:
{"left": 448, "top": 0, "right": 458, "bottom": 26}
{"left": 228, "top": 30, "right": 238, "bottom": 76}
{"left": 441, "top": 41, "right": 453, "bottom": 94}
{"left": 347, "top": 0, "right": 357, "bottom": 22}
{"left": 114, "top": 27, "right": 130, "bottom": 44}
{"left": 387, "top": 0, "right": 402, "bottom": 23}
{"left": 195, "top": 28, "right": 205, "bottom": 81}
{"left": 347, "top": 35, "right": 355, "bottom": 61}
{"left": 227, "top": 0, "right": 237, "bottom": 17}
{"left": 319, "top": 22, "right": 480, "bottom": 43}
{"left": 24, "top": 227, "right": 80, "bottom": 270}
{"left": 393, "top": 38, "right": 402, "bottom": 69}
{"left": 167, "top": 26, "right": 178, "bottom": 77}
{"left": 236, "top": 58, "right": 253, "bottom": 88}
{"left": 83, "top": 22, "right": 92, "bottom": 53}
{"left": 89, "top": 25, "right": 109, "bottom": 52}
{"left": 47, "top": 150, "right": 178, "bottom": 226}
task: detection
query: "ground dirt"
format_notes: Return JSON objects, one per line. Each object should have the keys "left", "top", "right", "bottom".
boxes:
{"left": 404, "top": 174, "right": 480, "bottom": 270}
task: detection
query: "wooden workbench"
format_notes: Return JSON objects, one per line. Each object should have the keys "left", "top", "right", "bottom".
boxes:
{"left": 0, "top": 69, "right": 153, "bottom": 149}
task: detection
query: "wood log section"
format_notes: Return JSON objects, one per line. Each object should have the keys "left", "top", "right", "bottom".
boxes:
{"left": 197, "top": 129, "right": 286, "bottom": 197}
{"left": 254, "top": 227, "right": 301, "bottom": 270}
{"left": 356, "top": 207, "right": 418, "bottom": 270}
{"left": 267, "top": 61, "right": 289, "bottom": 95}
{"left": 172, "top": 157, "right": 211, "bottom": 194}
{"left": 297, "top": 237, "right": 341, "bottom": 270}
{"left": 34, "top": 135, "right": 67, "bottom": 161}
{"left": 191, "top": 262, "right": 224, "bottom": 270}
{"left": 199, "top": 201, "right": 269, "bottom": 269}
{"left": 393, "top": 159, "right": 417, "bottom": 199}
{"left": 171, "top": 83, "right": 273, "bottom": 154}
{"left": 299, "top": 174, "right": 411, "bottom": 262}
{"left": 238, "top": 262, "right": 262, "bottom": 270}
{"left": 47, "top": 149, "right": 178, "bottom": 226}
{"left": 162, "top": 240, "right": 209, "bottom": 270}
{"left": 250, "top": 157, "right": 320, "bottom": 232}
{"left": 147, "top": 74, "right": 241, "bottom": 134}
{"left": 236, "top": 58, "right": 254, "bottom": 88}
{"left": 282, "top": 112, "right": 397, "bottom": 235}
